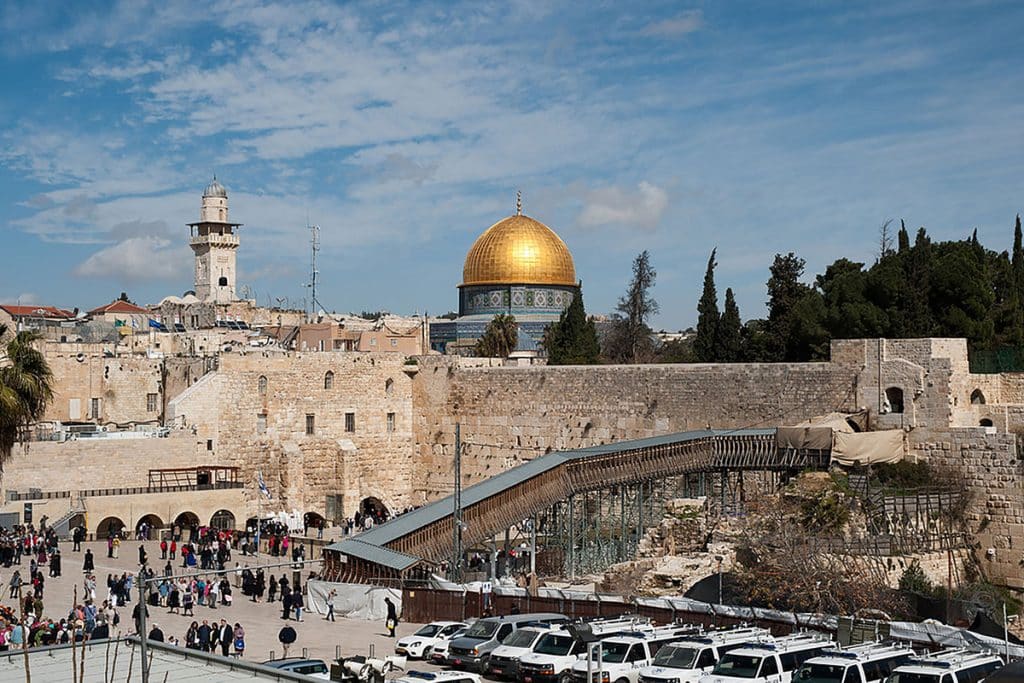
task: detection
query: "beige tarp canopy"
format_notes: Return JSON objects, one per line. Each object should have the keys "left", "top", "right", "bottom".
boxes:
{"left": 831, "top": 429, "right": 904, "bottom": 466}
{"left": 776, "top": 412, "right": 857, "bottom": 450}
{"left": 776, "top": 411, "right": 904, "bottom": 466}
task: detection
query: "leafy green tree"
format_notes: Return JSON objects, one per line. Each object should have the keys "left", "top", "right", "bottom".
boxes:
{"left": 604, "top": 251, "right": 658, "bottom": 363}
{"left": 715, "top": 288, "right": 742, "bottom": 362}
{"left": 694, "top": 249, "right": 719, "bottom": 362}
{"left": 545, "top": 292, "right": 600, "bottom": 365}
{"left": 766, "top": 253, "right": 826, "bottom": 361}
{"left": 474, "top": 314, "right": 518, "bottom": 358}
{"left": 0, "top": 325, "right": 53, "bottom": 467}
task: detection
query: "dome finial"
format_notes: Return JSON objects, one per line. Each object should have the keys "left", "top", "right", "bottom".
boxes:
{"left": 516, "top": 190, "right": 522, "bottom": 216}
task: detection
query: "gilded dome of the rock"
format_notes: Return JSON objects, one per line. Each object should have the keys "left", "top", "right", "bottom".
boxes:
{"left": 462, "top": 214, "right": 576, "bottom": 287}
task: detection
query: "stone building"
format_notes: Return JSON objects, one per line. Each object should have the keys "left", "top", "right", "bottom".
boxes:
{"left": 188, "top": 177, "right": 241, "bottom": 303}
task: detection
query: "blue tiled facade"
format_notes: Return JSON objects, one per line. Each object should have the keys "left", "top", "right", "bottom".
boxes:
{"left": 430, "top": 283, "right": 579, "bottom": 354}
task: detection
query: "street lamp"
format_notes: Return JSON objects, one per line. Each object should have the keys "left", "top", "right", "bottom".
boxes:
{"left": 715, "top": 555, "right": 724, "bottom": 606}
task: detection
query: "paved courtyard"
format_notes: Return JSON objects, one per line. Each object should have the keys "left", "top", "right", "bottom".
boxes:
{"left": 10, "top": 540, "right": 431, "bottom": 668}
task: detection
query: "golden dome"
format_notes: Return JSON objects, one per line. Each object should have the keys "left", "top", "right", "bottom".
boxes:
{"left": 462, "top": 214, "right": 576, "bottom": 287}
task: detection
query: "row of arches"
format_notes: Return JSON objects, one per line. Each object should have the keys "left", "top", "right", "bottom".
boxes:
{"left": 882, "top": 386, "right": 988, "bottom": 416}
{"left": 94, "top": 510, "right": 237, "bottom": 539}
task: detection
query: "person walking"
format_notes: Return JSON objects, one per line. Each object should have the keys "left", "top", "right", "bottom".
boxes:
{"left": 384, "top": 596, "right": 398, "bottom": 637}
{"left": 280, "top": 590, "right": 292, "bottom": 620}
{"left": 325, "top": 589, "right": 336, "bottom": 622}
{"left": 292, "top": 584, "right": 304, "bottom": 622}
{"left": 278, "top": 624, "right": 296, "bottom": 658}
{"left": 82, "top": 549, "right": 94, "bottom": 573}
{"left": 268, "top": 575, "right": 277, "bottom": 603}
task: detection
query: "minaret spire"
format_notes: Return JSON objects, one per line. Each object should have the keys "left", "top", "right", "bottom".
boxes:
{"left": 516, "top": 190, "right": 522, "bottom": 216}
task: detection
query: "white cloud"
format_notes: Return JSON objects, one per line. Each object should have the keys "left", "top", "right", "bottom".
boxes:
{"left": 577, "top": 181, "right": 670, "bottom": 231}
{"left": 73, "top": 237, "right": 189, "bottom": 282}
{"left": 640, "top": 10, "right": 703, "bottom": 37}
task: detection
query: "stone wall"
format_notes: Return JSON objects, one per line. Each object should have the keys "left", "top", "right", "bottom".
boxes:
{"left": 410, "top": 356, "right": 861, "bottom": 501}
{"left": 909, "top": 427, "right": 1024, "bottom": 588}
{"left": 39, "top": 348, "right": 210, "bottom": 425}
{"left": 168, "top": 352, "right": 416, "bottom": 520}
{"left": 1, "top": 434, "right": 206, "bottom": 496}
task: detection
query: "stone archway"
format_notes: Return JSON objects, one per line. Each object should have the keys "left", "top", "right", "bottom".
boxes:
{"left": 359, "top": 497, "right": 390, "bottom": 526}
{"left": 303, "top": 511, "right": 325, "bottom": 534}
{"left": 136, "top": 514, "right": 164, "bottom": 540}
{"left": 209, "top": 509, "right": 236, "bottom": 531}
{"left": 173, "top": 511, "right": 200, "bottom": 542}
{"left": 96, "top": 516, "right": 125, "bottom": 540}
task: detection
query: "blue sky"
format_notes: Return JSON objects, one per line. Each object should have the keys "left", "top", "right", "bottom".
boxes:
{"left": 2, "top": 1, "right": 1023, "bottom": 328}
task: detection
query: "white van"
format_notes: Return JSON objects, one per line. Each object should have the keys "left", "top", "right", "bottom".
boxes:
{"left": 519, "top": 616, "right": 654, "bottom": 683}
{"left": 884, "top": 649, "right": 1003, "bottom": 683}
{"left": 490, "top": 626, "right": 558, "bottom": 679}
{"left": 570, "top": 624, "right": 702, "bottom": 683}
{"left": 638, "top": 626, "right": 772, "bottom": 683}
{"left": 701, "top": 632, "right": 832, "bottom": 683}
{"left": 794, "top": 642, "right": 914, "bottom": 683}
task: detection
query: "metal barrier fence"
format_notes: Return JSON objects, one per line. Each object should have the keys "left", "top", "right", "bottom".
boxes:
{"left": 400, "top": 586, "right": 808, "bottom": 636}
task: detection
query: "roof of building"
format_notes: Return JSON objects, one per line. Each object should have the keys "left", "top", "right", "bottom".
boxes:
{"left": 204, "top": 177, "right": 228, "bottom": 198}
{"left": 0, "top": 304, "right": 75, "bottom": 319}
{"left": 88, "top": 299, "right": 149, "bottom": 315}
{"left": 462, "top": 214, "right": 576, "bottom": 287}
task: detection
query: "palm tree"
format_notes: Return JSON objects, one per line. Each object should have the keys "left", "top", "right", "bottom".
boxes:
{"left": 474, "top": 314, "right": 519, "bottom": 358}
{"left": 0, "top": 324, "right": 53, "bottom": 466}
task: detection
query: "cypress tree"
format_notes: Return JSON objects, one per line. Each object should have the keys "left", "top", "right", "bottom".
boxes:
{"left": 694, "top": 249, "right": 719, "bottom": 362}
{"left": 545, "top": 291, "right": 600, "bottom": 365}
{"left": 897, "top": 220, "right": 910, "bottom": 253}
{"left": 1013, "top": 215, "right": 1023, "bottom": 296}
{"left": 715, "top": 287, "right": 742, "bottom": 362}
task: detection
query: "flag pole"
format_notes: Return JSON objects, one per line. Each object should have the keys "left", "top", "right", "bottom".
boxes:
{"left": 256, "top": 473, "right": 261, "bottom": 558}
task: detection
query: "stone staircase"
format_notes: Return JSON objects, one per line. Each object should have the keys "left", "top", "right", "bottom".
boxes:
{"left": 48, "top": 500, "right": 86, "bottom": 538}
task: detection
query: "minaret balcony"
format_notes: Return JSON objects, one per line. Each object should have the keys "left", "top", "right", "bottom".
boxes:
{"left": 190, "top": 233, "right": 240, "bottom": 247}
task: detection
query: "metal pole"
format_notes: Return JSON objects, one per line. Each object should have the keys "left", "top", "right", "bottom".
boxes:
{"left": 490, "top": 535, "right": 497, "bottom": 581}
{"left": 1005, "top": 603, "right": 1010, "bottom": 662}
{"left": 568, "top": 494, "right": 576, "bottom": 582}
{"left": 452, "top": 423, "right": 462, "bottom": 582}
{"left": 529, "top": 516, "right": 537, "bottom": 578}
{"left": 138, "top": 580, "right": 149, "bottom": 683}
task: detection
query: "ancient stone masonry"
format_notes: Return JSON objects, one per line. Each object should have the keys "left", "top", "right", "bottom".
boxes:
{"left": 410, "top": 356, "right": 861, "bottom": 501}
{"left": 909, "top": 427, "right": 1024, "bottom": 588}
{"left": 168, "top": 352, "right": 415, "bottom": 520}
{"left": 41, "top": 351, "right": 209, "bottom": 425}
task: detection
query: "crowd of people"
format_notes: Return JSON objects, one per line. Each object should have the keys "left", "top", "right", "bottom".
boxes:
{"left": 0, "top": 517, "right": 353, "bottom": 660}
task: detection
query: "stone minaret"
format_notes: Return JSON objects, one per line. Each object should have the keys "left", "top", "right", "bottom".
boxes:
{"left": 188, "top": 177, "right": 241, "bottom": 302}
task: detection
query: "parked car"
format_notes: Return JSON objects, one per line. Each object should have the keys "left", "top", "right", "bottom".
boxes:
{"left": 260, "top": 657, "right": 331, "bottom": 679}
{"left": 570, "top": 624, "right": 701, "bottom": 683}
{"left": 884, "top": 649, "right": 1003, "bottom": 683}
{"left": 449, "top": 613, "right": 568, "bottom": 674}
{"left": 398, "top": 671, "right": 485, "bottom": 683}
{"left": 519, "top": 616, "right": 655, "bottom": 683}
{"left": 489, "top": 626, "right": 557, "bottom": 679}
{"left": 431, "top": 626, "right": 471, "bottom": 666}
{"left": 637, "top": 626, "right": 771, "bottom": 683}
{"left": 700, "top": 633, "right": 832, "bottom": 683}
{"left": 794, "top": 642, "right": 913, "bottom": 683}
{"left": 397, "top": 621, "right": 468, "bottom": 659}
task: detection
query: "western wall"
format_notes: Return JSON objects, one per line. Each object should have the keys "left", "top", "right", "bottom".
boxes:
{"left": 20, "top": 335, "right": 1024, "bottom": 587}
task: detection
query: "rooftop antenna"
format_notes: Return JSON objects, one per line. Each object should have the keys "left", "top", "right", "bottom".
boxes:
{"left": 307, "top": 223, "right": 321, "bottom": 321}
{"left": 516, "top": 190, "right": 522, "bottom": 216}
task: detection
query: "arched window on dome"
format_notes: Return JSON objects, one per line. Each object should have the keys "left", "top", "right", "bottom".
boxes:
{"left": 258, "top": 375, "right": 268, "bottom": 396}
{"left": 324, "top": 371, "right": 334, "bottom": 390}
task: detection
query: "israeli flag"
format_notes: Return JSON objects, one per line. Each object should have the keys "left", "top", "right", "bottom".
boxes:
{"left": 257, "top": 471, "right": 272, "bottom": 500}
